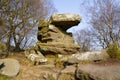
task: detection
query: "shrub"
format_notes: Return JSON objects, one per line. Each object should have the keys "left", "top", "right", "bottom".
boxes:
{"left": 0, "top": 75, "right": 11, "bottom": 80}
{"left": 48, "top": 74, "right": 55, "bottom": 80}
{"left": 107, "top": 42, "right": 120, "bottom": 59}
{"left": 58, "top": 74, "right": 75, "bottom": 80}
{"left": 0, "top": 42, "right": 7, "bottom": 52}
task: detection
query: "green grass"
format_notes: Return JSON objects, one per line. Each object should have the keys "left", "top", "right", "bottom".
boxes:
{"left": 0, "top": 42, "right": 7, "bottom": 52}
{"left": 48, "top": 74, "right": 55, "bottom": 80}
{"left": 0, "top": 75, "right": 11, "bottom": 80}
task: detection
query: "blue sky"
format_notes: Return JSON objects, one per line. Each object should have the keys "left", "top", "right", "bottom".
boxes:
{"left": 52, "top": 0, "right": 88, "bottom": 32}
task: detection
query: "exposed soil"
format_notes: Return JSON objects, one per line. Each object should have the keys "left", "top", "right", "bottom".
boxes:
{"left": 8, "top": 52, "right": 62, "bottom": 80}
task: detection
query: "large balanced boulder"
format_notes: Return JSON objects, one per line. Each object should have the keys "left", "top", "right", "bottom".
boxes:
{"left": 50, "top": 13, "right": 81, "bottom": 31}
{"left": 76, "top": 63, "right": 120, "bottom": 80}
{"left": 37, "top": 13, "right": 81, "bottom": 55}
{"left": 0, "top": 58, "right": 20, "bottom": 77}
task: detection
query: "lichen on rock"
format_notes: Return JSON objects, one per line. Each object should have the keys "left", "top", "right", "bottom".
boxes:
{"left": 24, "top": 49, "right": 47, "bottom": 65}
{"left": 36, "top": 13, "right": 81, "bottom": 55}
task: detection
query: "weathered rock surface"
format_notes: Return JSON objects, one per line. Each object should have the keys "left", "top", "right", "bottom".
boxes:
{"left": 56, "top": 50, "right": 109, "bottom": 64}
{"left": 50, "top": 13, "right": 81, "bottom": 31}
{"left": 58, "top": 73, "right": 75, "bottom": 80}
{"left": 37, "top": 42, "right": 80, "bottom": 55}
{"left": 57, "top": 66, "right": 76, "bottom": 80}
{"left": 38, "top": 24, "right": 74, "bottom": 43}
{"left": 0, "top": 58, "right": 20, "bottom": 77}
{"left": 25, "top": 49, "right": 47, "bottom": 65}
{"left": 37, "top": 13, "right": 81, "bottom": 55}
{"left": 76, "top": 64, "right": 120, "bottom": 80}
{"left": 61, "top": 65, "right": 76, "bottom": 74}
{"left": 68, "top": 50, "right": 109, "bottom": 64}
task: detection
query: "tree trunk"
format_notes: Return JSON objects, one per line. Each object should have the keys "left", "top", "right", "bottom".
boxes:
{"left": 14, "top": 43, "right": 21, "bottom": 52}
{"left": 6, "top": 33, "right": 12, "bottom": 56}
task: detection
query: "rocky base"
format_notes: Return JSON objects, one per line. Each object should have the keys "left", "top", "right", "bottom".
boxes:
{"left": 24, "top": 49, "right": 48, "bottom": 65}
{"left": 37, "top": 13, "right": 81, "bottom": 55}
{"left": 36, "top": 42, "right": 80, "bottom": 55}
{"left": 76, "top": 62, "right": 120, "bottom": 80}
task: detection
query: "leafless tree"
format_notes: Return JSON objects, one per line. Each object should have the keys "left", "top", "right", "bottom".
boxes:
{"left": 81, "top": 0, "right": 120, "bottom": 49}
{"left": 0, "top": 0, "right": 56, "bottom": 52}
{"left": 73, "top": 29, "right": 91, "bottom": 52}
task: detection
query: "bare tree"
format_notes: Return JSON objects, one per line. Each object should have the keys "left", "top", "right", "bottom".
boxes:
{"left": 81, "top": 0, "right": 120, "bottom": 49}
{"left": 0, "top": 18, "right": 5, "bottom": 37}
{"left": 0, "top": 0, "right": 56, "bottom": 52}
{"left": 73, "top": 29, "right": 90, "bottom": 52}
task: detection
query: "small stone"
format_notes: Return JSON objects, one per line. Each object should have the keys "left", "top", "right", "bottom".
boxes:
{"left": 25, "top": 50, "right": 47, "bottom": 65}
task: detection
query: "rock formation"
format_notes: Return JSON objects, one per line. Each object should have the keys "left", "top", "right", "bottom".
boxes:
{"left": 24, "top": 49, "right": 48, "bottom": 65}
{"left": 57, "top": 65, "right": 76, "bottom": 80}
{"left": 54, "top": 50, "right": 109, "bottom": 66}
{"left": 36, "top": 13, "right": 81, "bottom": 55}
{"left": 67, "top": 50, "right": 109, "bottom": 64}
{"left": 0, "top": 58, "right": 20, "bottom": 77}
{"left": 76, "top": 63, "right": 120, "bottom": 80}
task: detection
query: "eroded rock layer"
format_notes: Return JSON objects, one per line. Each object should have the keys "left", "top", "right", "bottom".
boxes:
{"left": 37, "top": 13, "right": 81, "bottom": 55}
